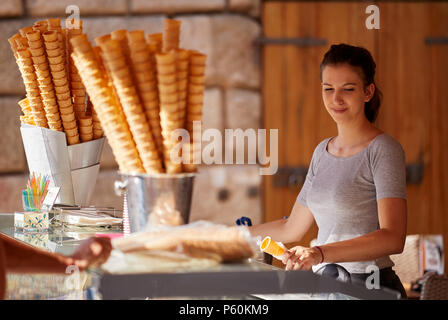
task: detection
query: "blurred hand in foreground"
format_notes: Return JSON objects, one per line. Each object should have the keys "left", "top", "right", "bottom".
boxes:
{"left": 68, "top": 237, "right": 113, "bottom": 271}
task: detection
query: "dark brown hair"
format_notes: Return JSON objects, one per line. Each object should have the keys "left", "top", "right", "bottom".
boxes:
{"left": 320, "top": 43, "right": 382, "bottom": 123}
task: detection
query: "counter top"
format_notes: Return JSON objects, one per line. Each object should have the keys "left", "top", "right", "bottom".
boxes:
{"left": 0, "top": 213, "right": 402, "bottom": 300}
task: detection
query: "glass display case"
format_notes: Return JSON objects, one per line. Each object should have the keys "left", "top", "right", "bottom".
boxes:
{"left": 0, "top": 214, "right": 401, "bottom": 300}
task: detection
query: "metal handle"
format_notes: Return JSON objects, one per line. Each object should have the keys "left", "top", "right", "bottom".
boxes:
{"left": 114, "top": 180, "right": 128, "bottom": 197}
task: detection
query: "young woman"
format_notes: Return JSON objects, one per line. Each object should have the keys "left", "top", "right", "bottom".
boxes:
{"left": 250, "top": 44, "right": 408, "bottom": 298}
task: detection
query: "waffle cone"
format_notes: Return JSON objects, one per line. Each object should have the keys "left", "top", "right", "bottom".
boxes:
{"left": 42, "top": 97, "right": 57, "bottom": 106}
{"left": 159, "top": 81, "right": 178, "bottom": 95}
{"left": 80, "top": 132, "right": 93, "bottom": 142}
{"left": 28, "top": 89, "right": 41, "bottom": 98}
{"left": 47, "top": 119, "right": 62, "bottom": 129}
{"left": 127, "top": 30, "right": 145, "bottom": 43}
{"left": 188, "top": 93, "right": 204, "bottom": 105}
{"left": 29, "top": 46, "right": 45, "bottom": 56}
{"left": 34, "top": 119, "right": 48, "bottom": 127}
{"left": 60, "top": 112, "right": 75, "bottom": 122}
{"left": 94, "top": 34, "right": 111, "bottom": 46}
{"left": 46, "top": 18, "right": 60, "bottom": 29}
{"left": 79, "top": 125, "right": 93, "bottom": 134}
{"left": 63, "top": 120, "right": 77, "bottom": 130}
{"left": 187, "top": 113, "right": 203, "bottom": 122}
{"left": 157, "top": 73, "right": 177, "bottom": 84}
{"left": 159, "top": 102, "right": 178, "bottom": 113}
{"left": 128, "top": 40, "right": 148, "bottom": 52}
{"left": 48, "top": 55, "right": 63, "bottom": 64}
{"left": 93, "top": 129, "right": 104, "bottom": 139}
{"left": 188, "top": 103, "right": 203, "bottom": 114}
{"left": 157, "top": 65, "right": 176, "bottom": 75}
{"left": 162, "top": 19, "right": 181, "bottom": 52}
{"left": 67, "top": 134, "right": 80, "bottom": 145}
{"left": 42, "top": 30, "right": 58, "bottom": 42}
{"left": 78, "top": 115, "right": 93, "bottom": 126}
{"left": 59, "top": 104, "right": 73, "bottom": 115}
{"left": 147, "top": 33, "right": 162, "bottom": 53}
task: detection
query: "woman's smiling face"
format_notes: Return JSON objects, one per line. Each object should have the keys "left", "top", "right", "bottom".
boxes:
{"left": 321, "top": 63, "right": 374, "bottom": 124}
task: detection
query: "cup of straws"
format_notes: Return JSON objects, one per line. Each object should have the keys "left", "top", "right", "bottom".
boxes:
{"left": 15, "top": 173, "right": 50, "bottom": 232}
{"left": 22, "top": 173, "right": 50, "bottom": 212}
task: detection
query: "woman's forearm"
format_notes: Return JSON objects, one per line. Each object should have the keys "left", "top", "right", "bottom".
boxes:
{"left": 319, "top": 228, "right": 405, "bottom": 265}
{"left": 249, "top": 201, "right": 315, "bottom": 244}
{"left": 0, "top": 234, "right": 72, "bottom": 274}
{"left": 249, "top": 219, "right": 287, "bottom": 240}
{"left": 249, "top": 218, "right": 308, "bottom": 244}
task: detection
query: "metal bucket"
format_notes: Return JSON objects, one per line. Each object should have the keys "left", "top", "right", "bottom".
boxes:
{"left": 114, "top": 172, "right": 196, "bottom": 233}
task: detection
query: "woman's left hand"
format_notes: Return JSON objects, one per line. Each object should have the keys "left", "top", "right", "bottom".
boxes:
{"left": 281, "top": 246, "right": 322, "bottom": 271}
{"left": 68, "top": 237, "right": 112, "bottom": 271}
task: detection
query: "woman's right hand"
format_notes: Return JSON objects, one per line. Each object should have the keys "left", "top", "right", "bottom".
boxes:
{"left": 281, "top": 246, "right": 323, "bottom": 271}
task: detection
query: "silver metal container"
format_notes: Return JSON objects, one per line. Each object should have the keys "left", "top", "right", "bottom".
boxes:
{"left": 115, "top": 172, "right": 196, "bottom": 233}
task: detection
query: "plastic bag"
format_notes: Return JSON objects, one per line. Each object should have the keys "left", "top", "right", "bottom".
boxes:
{"left": 113, "top": 220, "right": 259, "bottom": 263}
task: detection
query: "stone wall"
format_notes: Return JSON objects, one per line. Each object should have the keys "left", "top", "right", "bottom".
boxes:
{"left": 0, "top": 0, "right": 262, "bottom": 226}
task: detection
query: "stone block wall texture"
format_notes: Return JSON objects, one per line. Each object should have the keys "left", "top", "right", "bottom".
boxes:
{"left": 0, "top": 0, "right": 263, "bottom": 226}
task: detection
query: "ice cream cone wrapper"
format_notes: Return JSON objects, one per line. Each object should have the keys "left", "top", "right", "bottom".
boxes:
{"left": 260, "top": 236, "right": 286, "bottom": 259}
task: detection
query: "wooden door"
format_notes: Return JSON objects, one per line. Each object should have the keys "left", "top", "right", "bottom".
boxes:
{"left": 376, "top": 2, "right": 448, "bottom": 268}
{"left": 262, "top": 1, "right": 448, "bottom": 271}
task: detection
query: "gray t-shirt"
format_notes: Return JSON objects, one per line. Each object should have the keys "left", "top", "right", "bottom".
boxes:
{"left": 297, "top": 133, "right": 407, "bottom": 273}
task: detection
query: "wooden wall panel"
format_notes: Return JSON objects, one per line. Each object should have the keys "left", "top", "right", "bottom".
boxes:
{"left": 262, "top": 2, "right": 287, "bottom": 225}
{"left": 428, "top": 2, "right": 448, "bottom": 272}
{"left": 377, "top": 3, "right": 432, "bottom": 238}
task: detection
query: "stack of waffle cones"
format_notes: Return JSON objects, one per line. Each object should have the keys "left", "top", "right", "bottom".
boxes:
{"left": 89, "top": 99, "right": 103, "bottom": 140}
{"left": 183, "top": 51, "right": 207, "bottom": 172}
{"left": 126, "top": 30, "right": 163, "bottom": 159}
{"left": 96, "top": 37, "right": 163, "bottom": 174}
{"left": 18, "top": 98, "right": 35, "bottom": 125}
{"left": 9, "top": 18, "right": 104, "bottom": 146}
{"left": 15, "top": 45, "right": 47, "bottom": 128}
{"left": 27, "top": 28, "right": 64, "bottom": 132}
{"left": 156, "top": 51, "right": 183, "bottom": 174}
{"left": 70, "top": 34, "right": 143, "bottom": 173}
{"left": 67, "top": 19, "right": 86, "bottom": 119}
{"left": 66, "top": 18, "right": 207, "bottom": 174}
{"left": 162, "top": 19, "right": 181, "bottom": 52}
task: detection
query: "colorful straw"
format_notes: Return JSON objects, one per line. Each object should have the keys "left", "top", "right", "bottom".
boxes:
{"left": 22, "top": 172, "right": 50, "bottom": 211}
